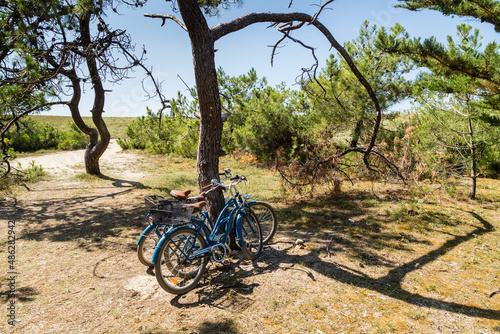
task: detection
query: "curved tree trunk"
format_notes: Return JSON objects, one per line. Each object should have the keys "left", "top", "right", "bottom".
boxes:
{"left": 43, "top": 49, "right": 105, "bottom": 176}
{"left": 177, "top": 0, "right": 225, "bottom": 218}
{"left": 79, "top": 14, "right": 110, "bottom": 175}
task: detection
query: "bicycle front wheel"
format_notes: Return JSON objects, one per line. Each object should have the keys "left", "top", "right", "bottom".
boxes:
{"left": 155, "top": 228, "right": 208, "bottom": 295}
{"left": 247, "top": 201, "right": 278, "bottom": 244}
{"left": 239, "top": 210, "right": 263, "bottom": 261}
{"left": 137, "top": 227, "right": 161, "bottom": 267}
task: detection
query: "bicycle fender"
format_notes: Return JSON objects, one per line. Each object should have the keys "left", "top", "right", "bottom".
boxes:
{"left": 151, "top": 234, "right": 166, "bottom": 264}
{"left": 137, "top": 224, "right": 155, "bottom": 246}
{"left": 234, "top": 213, "right": 246, "bottom": 248}
{"left": 151, "top": 226, "right": 197, "bottom": 264}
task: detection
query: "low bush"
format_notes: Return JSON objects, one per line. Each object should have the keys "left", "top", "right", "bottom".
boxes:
{"left": 118, "top": 108, "right": 199, "bottom": 158}
{"left": 57, "top": 122, "right": 88, "bottom": 150}
{"left": 6, "top": 118, "right": 59, "bottom": 152}
{"left": 5, "top": 118, "right": 88, "bottom": 153}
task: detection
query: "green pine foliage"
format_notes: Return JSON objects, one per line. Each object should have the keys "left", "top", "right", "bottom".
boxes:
{"left": 5, "top": 118, "right": 59, "bottom": 152}
{"left": 379, "top": 22, "right": 500, "bottom": 195}
{"left": 304, "top": 22, "right": 413, "bottom": 149}
{"left": 4, "top": 118, "right": 88, "bottom": 152}
{"left": 397, "top": 0, "right": 500, "bottom": 32}
{"left": 57, "top": 122, "right": 88, "bottom": 150}
{"left": 223, "top": 84, "right": 311, "bottom": 161}
{"left": 117, "top": 107, "right": 199, "bottom": 158}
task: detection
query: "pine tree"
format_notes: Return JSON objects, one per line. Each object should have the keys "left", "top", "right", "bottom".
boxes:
{"left": 397, "top": 0, "right": 500, "bottom": 32}
{"left": 387, "top": 24, "right": 500, "bottom": 197}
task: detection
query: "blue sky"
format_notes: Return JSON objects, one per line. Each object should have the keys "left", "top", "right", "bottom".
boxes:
{"left": 46, "top": 0, "right": 499, "bottom": 117}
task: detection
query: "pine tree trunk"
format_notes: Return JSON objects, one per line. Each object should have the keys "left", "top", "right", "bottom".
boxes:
{"left": 178, "top": 0, "right": 225, "bottom": 218}
{"left": 80, "top": 14, "right": 110, "bottom": 176}
{"left": 468, "top": 116, "right": 477, "bottom": 199}
{"left": 350, "top": 119, "right": 364, "bottom": 147}
{"left": 85, "top": 146, "right": 101, "bottom": 175}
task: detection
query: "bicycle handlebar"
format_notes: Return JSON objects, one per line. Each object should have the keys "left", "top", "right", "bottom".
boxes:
{"left": 209, "top": 174, "right": 247, "bottom": 193}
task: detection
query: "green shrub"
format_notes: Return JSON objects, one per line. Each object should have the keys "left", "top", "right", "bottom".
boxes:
{"left": 5, "top": 118, "right": 88, "bottom": 153}
{"left": 223, "top": 86, "right": 311, "bottom": 162}
{"left": 57, "top": 122, "right": 88, "bottom": 150}
{"left": 6, "top": 118, "right": 59, "bottom": 152}
{"left": 172, "top": 118, "right": 199, "bottom": 159}
{"left": 118, "top": 108, "right": 199, "bottom": 158}
{"left": 1, "top": 160, "right": 46, "bottom": 189}
{"left": 17, "top": 160, "right": 46, "bottom": 182}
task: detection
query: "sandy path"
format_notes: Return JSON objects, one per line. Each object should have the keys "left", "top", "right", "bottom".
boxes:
{"left": 12, "top": 139, "right": 140, "bottom": 178}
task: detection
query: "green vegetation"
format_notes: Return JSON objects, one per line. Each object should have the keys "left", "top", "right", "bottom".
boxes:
{"left": 115, "top": 20, "right": 500, "bottom": 201}
{"left": 0, "top": 160, "right": 45, "bottom": 190}
{"left": 1, "top": 0, "right": 153, "bottom": 176}
{"left": 2, "top": 1, "right": 500, "bottom": 201}
{"left": 117, "top": 108, "right": 199, "bottom": 158}
{"left": 5, "top": 117, "right": 87, "bottom": 152}
{"left": 219, "top": 69, "right": 311, "bottom": 161}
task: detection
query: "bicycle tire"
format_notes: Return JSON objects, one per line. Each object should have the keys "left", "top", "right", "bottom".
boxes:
{"left": 137, "top": 227, "right": 160, "bottom": 267}
{"left": 247, "top": 201, "right": 278, "bottom": 244}
{"left": 239, "top": 210, "right": 263, "bottom": 261}
{"left": 155, "top": 228, "right": 208, "bottom": 295}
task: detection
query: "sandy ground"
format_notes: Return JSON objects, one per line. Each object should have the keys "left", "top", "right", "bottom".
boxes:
{"left": 12, "top": 139, "right": 145, "bottom": 181}
{"left": 13, "top": 139, "right": 123, "bottom": 175}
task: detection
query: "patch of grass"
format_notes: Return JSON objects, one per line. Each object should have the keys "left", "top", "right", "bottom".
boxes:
{"left": 110, "top": 310, "right": 121, "bottom": 319}
{"left": 74, "top": 172, "right": 101, "bottom": 181}
{"left": 29, "top": 115, "right": 134, "bottom": 139}
{"left": 92, "top": 236, "right": 103, "bottom": 243}
{"left": 1, "top": 161, "right": 47, "bottom": 192}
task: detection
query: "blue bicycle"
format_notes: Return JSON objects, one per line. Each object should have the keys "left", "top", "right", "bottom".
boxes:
{"left": 152, "top": 175, "right": 263, "bottom": 294}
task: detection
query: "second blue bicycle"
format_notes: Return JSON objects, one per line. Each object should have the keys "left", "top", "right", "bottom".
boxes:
{"left": 152, "top": 176, "right": 263, "bottom": 294}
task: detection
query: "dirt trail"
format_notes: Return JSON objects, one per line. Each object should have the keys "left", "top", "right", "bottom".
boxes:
{"left": 13, "top": 139, "right": 143, "bottom": 180}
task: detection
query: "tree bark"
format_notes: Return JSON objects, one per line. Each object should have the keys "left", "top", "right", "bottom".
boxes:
{"left": 350, "top": 119, "right": 364, "bottom": 148}
{"left": 177, "top": 0, "right": 225, "bottom": 218}
{"left": 79, "top": 14, "right": 110, "bottom": 175}
{"left": 467, "top": 115, "right": 477, "bottom": 199}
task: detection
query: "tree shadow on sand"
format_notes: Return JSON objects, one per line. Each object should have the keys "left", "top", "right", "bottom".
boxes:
{"left": 169, "top": 204, "right": 499, "bottom": 321}
{"left": 4, "top": 182, "right": 498, "bottom": 321}
{"left": 1, "top": 174, "right": 158, "bottom": 248}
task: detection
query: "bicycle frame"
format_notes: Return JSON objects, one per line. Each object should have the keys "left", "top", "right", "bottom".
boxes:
{"left": 150, "top": 187, "right": 256, "bottom": 264}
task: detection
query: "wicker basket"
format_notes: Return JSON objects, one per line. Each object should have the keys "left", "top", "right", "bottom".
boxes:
{"left": 144, "top": 195, "right": 194, "bottom": 226}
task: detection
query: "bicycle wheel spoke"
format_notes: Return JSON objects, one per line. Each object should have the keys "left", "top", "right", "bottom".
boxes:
{"left": 248, "top": 202, "right": 278, "bottom": 244}
{"left": 155, "top": 228, "right": 208, "bottom": 294}
{"left": 239, "top": 211, "right": 263, "bottom": 260}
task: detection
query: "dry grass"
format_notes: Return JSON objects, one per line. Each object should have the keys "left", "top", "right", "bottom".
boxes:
{"left": 1, "top": 151, "right": 499, "bottom": 333}
{"left": 28, "top": 115, "right": 135, "bottom": 139}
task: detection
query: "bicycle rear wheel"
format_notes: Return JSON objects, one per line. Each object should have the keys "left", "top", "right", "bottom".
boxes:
{"left": 247, "top": 201, "right": 277, "bottom": 244}
{"left": 239, "top": 210, "right": 263, "bottom": 260}
{"left": 155, "top": 228, "right": 208, "bottom": 295}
